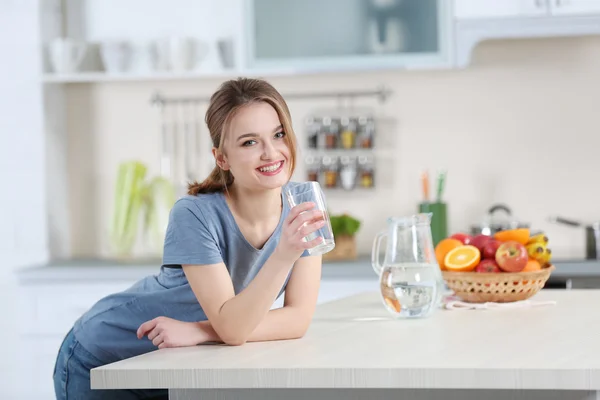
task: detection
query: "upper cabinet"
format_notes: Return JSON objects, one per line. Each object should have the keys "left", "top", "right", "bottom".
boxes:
{"left": 244, "top": 0, "right": 454, "bottom": 72}
{"left": 453, "top": 0, "right": 600, "bottom": 67}
{"left": 550, "top": 0, "right": 600, "bottom": 15}
{"left": 454, "top": 0, "right": 549, "bottom": 19}
{"left": 454, "top": 0, "right": 600, "bottom": 19}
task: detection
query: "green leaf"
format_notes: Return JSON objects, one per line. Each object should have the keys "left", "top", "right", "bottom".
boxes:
{"left": 329, "top": 213, "right": 361, "bottom": 237}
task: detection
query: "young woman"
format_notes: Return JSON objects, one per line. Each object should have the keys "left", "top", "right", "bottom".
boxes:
{"left": 53, "top": 77, "right": 325, "bottom": 400}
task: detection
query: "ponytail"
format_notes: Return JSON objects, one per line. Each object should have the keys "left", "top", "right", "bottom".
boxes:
{"left": 187, "top": 166, "right": 234, "bottom": 195}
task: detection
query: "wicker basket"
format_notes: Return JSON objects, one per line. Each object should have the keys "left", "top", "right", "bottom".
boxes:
{"left": 442, "top": 265, "right": 555, "bottom": 303}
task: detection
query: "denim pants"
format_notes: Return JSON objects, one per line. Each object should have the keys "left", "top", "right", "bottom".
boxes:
{"left": 53, "top": 329, "right": 168, "bottom": 400}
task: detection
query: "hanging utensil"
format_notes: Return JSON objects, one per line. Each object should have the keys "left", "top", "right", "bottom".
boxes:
{"left": 159, "top": 104, "right": 172, "bottom": 181}
{"left": 548, "top": 216, "right": 600, "bottom": 260}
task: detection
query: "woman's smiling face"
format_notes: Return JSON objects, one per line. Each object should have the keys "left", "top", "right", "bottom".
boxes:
{"left": 215, "top": 101, "right": 291, "bottom": 191}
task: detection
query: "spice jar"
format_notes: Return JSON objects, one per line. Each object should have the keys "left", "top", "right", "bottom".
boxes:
{"left": 305, "top": 155, "right": 320, "bottom": 182}
{"left": 340, "top": 117, "right": 357, "bottom": 149}
{"left": 321, "top": 155, "right": 338, "bottom": 189}
{"left": 305, "top": 116, "right": 321, "bottom": 149}
{"left": 358, "top": 155, "right": 375, "bottom": 188}
{"left": 357, "top": 116, "right": 375, "bottom": 149}
{"left": 339, "top": 156, "right": 357, "bottom": 190}
{"left": 321, "top": 117, "right": 339, "bottom": 149}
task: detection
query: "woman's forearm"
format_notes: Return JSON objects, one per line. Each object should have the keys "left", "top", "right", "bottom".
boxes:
{"left": 214, "top": 248, "right": 296, "bottom": 345}
{"left": 197, "top": 305, "right": 310, "bottom": 344}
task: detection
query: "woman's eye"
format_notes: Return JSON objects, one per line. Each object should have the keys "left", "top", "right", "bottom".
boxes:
{"left": 242, "top": 140, "right": 257, "bottom": 147}
{"left": 274, "top": 131, "right": 286, "bottom": 139}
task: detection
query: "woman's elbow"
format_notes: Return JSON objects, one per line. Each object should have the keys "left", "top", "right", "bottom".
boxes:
{"left": 222, "top": 335, "right": 247, "bottom": 346}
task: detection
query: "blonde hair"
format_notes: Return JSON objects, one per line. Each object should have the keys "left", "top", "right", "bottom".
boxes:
{"left": 188, "top": 78, "right": 298, "bottom": 195}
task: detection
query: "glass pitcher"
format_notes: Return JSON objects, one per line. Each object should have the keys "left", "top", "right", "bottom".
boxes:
{"left": 371, "top": 213, "right": 444, "bottom": 318}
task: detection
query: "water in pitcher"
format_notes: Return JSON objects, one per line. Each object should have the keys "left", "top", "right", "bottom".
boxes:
{"left": 380, "top": 262, "right": 444, "bottom": 318}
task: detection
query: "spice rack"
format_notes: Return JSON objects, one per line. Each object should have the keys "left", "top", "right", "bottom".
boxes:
{"left": 303, "top": 111, "right": 380, "bottom": 191}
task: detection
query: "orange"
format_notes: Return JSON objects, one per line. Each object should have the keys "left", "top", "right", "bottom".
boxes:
{"left": 435, "top": 238, "right": 463, "bottom": 270}
{"left": 522, "top": 258, "right": 541, "bottom": 272}
{"left": 444, "top": 245, "right": 481, "bottom": 272}
{"left": 493, "top": 228, "right": 530, "bottom": 245}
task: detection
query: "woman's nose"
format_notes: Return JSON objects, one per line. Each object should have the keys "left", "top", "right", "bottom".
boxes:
{"left": 261, "top": 141, "right": 278, "bottom": 159}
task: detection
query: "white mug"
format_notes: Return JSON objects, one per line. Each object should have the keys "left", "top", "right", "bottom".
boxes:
{"left": 48, "top": 38, "right": 87, "bottom": 74}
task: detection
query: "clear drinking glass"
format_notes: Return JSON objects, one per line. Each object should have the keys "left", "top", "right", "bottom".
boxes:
{"left": 372, "top": 213, "right": 445, "bottom": 319}
{"left": 285, "top": 181, "right": 336, "bottom": 256}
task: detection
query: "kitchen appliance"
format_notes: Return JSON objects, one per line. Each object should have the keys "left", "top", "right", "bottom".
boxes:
{"left": 470, "top": 204, "right": 530, "bottom": 236}
{"left": 548, "top": 216, "right": 600, "bottom": 260}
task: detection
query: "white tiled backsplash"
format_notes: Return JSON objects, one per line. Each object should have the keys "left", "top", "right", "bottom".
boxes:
{"left": 64, "top": 37, "right": 600, "bottom": 260}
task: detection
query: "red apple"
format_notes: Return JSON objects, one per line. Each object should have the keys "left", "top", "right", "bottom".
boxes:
{"left": 482, "top": 240, "right": 502, "bottom": 259}
{"left": 470, "top": 234, "right": 492, "bottom": 252}
{"left": 475, "top": 259, "right": 502, "bottom": 273}
{"left": 450, "top": 233, "right": 472, "bottom": 245}
{"left": 495, "top": 241, "right": 528, "bottom": 272}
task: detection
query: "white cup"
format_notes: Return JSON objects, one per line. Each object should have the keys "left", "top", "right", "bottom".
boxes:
{"left": 48, "top": 38, "right": 87, "bottom": 74}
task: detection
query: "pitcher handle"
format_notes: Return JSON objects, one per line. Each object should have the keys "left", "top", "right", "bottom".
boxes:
{"left": 371, "top": 230, "right": 386, "bottom": 276}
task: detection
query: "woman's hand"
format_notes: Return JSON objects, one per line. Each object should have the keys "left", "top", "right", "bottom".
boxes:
{"left": 277, "top": 201, "right": 326, "bottom": 262}
{"left": 137, "top": 316, "right": 214, "bottom": 349}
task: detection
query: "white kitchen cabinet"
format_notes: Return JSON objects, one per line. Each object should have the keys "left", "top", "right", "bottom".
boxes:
{"left": 245, "top": 0, "right": 454, "bottom": 72}
{"left": 454, "top": 0, "right": 549, "bottom": 19}
{"left": 549, "top": 0, "right": 600, "bottom": 15}
{"left": 454, "top": 0, "right": 600, "bottom": 67}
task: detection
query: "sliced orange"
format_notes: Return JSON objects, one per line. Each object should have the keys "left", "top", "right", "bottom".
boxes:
{"left": 435, "top": 238, "right": 463, "bottom": 270}
{"left": 444, "top": 245, "right": 481, "bottom": 272}
{"left": 493, "top": 228, "right": 530, "bottom": 245}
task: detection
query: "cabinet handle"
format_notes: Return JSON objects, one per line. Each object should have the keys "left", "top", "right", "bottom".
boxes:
{"left": 535, "top": 0, "right": 545, "bottom": 8}
{"left": 555, "top": 0, "right": 562, "bottom": 6}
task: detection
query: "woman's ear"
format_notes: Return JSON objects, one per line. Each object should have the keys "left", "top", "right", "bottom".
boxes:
{"left": 213, "top": 148, "right": 230, "bottom": 171}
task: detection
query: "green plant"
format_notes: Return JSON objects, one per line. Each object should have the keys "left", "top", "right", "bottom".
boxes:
{"left": 329, "top": 213, "right": 361, "bottom": 237}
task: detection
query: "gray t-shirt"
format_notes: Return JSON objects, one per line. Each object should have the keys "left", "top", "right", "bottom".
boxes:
{"left": 73, "top": 181, "right": 306, "bottom": 364}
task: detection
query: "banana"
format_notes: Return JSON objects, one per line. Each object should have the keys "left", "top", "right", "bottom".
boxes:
{"left": 528, "top": 233, "right": 549, "bottom": 245}
{"left": 539, "top": 247, "right": 552, "bottom": 267}
{"left": 526, "top": 242, "right": 546, "bottom": 261}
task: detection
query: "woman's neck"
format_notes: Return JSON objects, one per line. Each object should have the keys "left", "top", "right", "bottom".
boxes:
{"left": 226, "top": 183, "right": 283, "bottom": 225}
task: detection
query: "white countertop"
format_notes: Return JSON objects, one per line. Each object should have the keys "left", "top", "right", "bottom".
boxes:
{"left": 91, "top": 289, "right": 600, "bottom": 391}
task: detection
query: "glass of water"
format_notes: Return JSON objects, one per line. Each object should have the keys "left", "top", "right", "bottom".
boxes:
{"left": 284, "top": 181, "right": 336, "bottom": 256}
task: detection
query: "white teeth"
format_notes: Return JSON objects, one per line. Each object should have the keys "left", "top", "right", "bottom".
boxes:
{"left": 259, "top": 162, "right": 282, "bottom": 172}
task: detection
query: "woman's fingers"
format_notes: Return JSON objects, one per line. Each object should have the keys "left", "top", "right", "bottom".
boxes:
{"left": 152, "top": 333, "right": 163, "bottom": 347}
{"left": 304, "top": 235, "right": 324, "bottom": 249}
{"left": 148, "top": 327, "right": 160, "bottom": 341}
{"left": 296, "top": 219, "right": 326, "bottom": 240}
{"left": 289, "top": 209, "right": 324, "bottom": 233}
{"left": 287, "top": 202, "right": 315, "bottom": 224}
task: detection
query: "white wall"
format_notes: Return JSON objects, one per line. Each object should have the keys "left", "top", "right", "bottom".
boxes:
{"left": 0, "top": 0, "right": 48, "bottom": 278}
{"left": 60, "top": 36, "right": 600, "bottom": 261}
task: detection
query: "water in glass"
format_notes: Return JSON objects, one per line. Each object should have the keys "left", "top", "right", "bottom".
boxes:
{"left": 380, "top": 262, "right": 443, "bottom": 318}
{"left": 372, "top": 213, "right": 444, "bottom": 318}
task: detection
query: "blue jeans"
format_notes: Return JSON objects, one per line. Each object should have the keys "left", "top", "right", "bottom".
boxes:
{"left": 53, "top": 329, "right": 168, "bottom": 399}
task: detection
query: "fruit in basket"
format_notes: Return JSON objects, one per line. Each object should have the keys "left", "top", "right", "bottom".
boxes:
{"left": 482, "top": 239, "right": 502, "bottom": 259}
{"left": 539, "top": 247, "right": 552, "bottom": 267}
{"left": 470, "top": 234, "right": 492, "bottom": 252}
{"left": 493, "top": 228, "right": 530, "bottom": 245}
{"left": 475, "top": 259, "right": 502, "bottom": 273}
{"left": 434, "top": 238, "right": 463, "bottom": 270}
{"left": 522, "top": 259, "right": 542, "bottom": 272}
{"left": 495, "top": 241, "right": 528, "bottom": 272}
{"left": 527, "top": 233, "right": 548, "bottom": 245}
{"left": 444, "top": 245, "right": 480, "bottom": 272}
{"left": 526, "top": 242, "right": 545, "bottom": 259}
{"left": 450, "top": 233, "right": 472, "bottom": 245}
